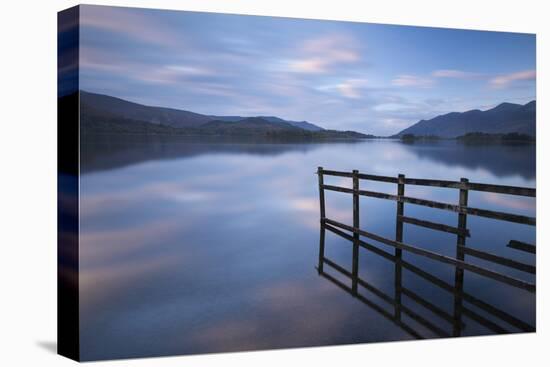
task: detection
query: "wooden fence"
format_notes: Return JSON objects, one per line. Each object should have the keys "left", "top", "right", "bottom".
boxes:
{"left": 316, "top": 167, "right": 536, "bottom": 292}
{"left": 316, "top": 167, "right": 536, "bottom": 337}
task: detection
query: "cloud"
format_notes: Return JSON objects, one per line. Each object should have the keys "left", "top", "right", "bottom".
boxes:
{"left": 432, "top": 69, "right": 481, "bottom": 79}
{"left": 289, "top": 58, "right": 328, "bottom": 73}
{"left": 381, "top": 118, "right": 411, "bottom": 130}
{"left": 489, "top": 70, "right": 536, "bottom": 88}
{"left": 80, "top": 46, "right": 128, "bottom": 74}
{"left": 164, "top": 65, "right": 215, "bottom": 76}
{"left": 285, "top": 34, "right": 360, "bottom": 74}
{"left": 317, "top": 78, "right": 369, "bottom": 99}
{"left": 80, "top": 45, "right": 229, "bottom": 94}
{"left": 424, "top": 98, "right": 446, "bottom": 107}
{"left": 132, "top": 65, "right": 221, "bottom": 86}
{"left": 391, "top": 74, "right": 434, "bottom": 88}
{"left": 373, "top": 102, "right": 410, "bottom": 112}
{"left": 80, "top": 5, "right": 181, "bottom": 47}
{"left": 337, "top": 83, "right": 361, "bottom": 99}
{"left": 337, "top": 79, "right": 369, "bottom": 99}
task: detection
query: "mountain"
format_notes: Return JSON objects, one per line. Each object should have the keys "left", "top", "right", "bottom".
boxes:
{"left": 81, "top": 91, "right": 324, "bottom": 131}
{"left": 80, "top": 91, "right": 212, "bottom": 128}
{"left": 395, "top": 100, "right": 536, "bottom": 138}
{"left": 78, "top": 91, "right": 370, "bottom": 139}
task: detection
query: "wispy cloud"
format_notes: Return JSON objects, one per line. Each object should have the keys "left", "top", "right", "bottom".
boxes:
{"left": 489, "top": 70, "right": 536, "bottom": 88}
{"left": 337, "top": 81, "right": 363, "bottom": 99}
{"left": 80, "top": 6, "right": 182, "bottom": 47}
{"left": 392, "top": 74, "right": 434, "bottom": 88}
{"left": 285, "top": 34, "right": 360, "bottom": 74}
{"left": 380, "top": 118, "right": 411, "bottom": 130}
{"left": 317, "top": 78, "right": 369, "bottom": 99}
{"left": 432, "top": 69, "right": 481, "bottom": 79}
{"left": 288, "top": 59, "right": 327, "bottom": 73}
{"left": 81, "top": 45, "right": 225, "bottom": 89}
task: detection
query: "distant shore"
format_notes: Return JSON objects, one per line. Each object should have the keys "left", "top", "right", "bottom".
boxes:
{"left": 397, "top": 132, "right": 535, "bottom": 144}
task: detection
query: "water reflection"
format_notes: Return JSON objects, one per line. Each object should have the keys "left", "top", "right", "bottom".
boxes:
{"left": 400, "top": 141, "right": 536, "bottom": 179}
{"left": 81, "top": 135, "right": 344, "bottom": 173}
{"left": 81, "top": 136, "right": 535, "bottom": 180}
{"left": 317, "top": 222, "right": 534, "bottom": 339}
{"left": 78, "top": 138, "right": 536, "bottom": 360}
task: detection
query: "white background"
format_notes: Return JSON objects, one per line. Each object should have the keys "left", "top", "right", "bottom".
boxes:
{"left": 0, "top": 0, "right": 547, "bottom": 365}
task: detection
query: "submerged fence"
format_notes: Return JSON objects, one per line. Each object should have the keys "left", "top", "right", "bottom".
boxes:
{"left": 317, "top": 167, "right": 536, "bottom": 338}
{"left": 316, "top": 167, "right": 536, "bottom": 337}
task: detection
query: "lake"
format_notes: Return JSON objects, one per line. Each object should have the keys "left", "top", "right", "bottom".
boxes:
{"left": 78, "top": 137, "right": 536, "bottom": 360}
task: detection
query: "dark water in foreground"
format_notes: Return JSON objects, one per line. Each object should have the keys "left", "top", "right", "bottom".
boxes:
{"left": 79, "top": 137, "right": 535, "bottom": 360}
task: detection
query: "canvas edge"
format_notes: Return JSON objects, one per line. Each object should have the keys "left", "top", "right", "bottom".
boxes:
{"left": 57, "top": 4, "right": 81, "bottom": 362}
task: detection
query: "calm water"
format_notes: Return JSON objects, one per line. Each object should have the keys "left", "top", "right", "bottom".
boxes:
{"left": 79, "top": 137, "right": 536, "bottom": 360}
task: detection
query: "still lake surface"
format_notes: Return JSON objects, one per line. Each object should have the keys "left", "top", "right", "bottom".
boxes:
{"left": 79, "top": 137, "right": 535, "bottom": 360}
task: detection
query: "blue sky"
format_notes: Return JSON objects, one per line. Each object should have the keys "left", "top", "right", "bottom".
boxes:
{"left": 78, "top": 5, "right": 536, "bottom": 135}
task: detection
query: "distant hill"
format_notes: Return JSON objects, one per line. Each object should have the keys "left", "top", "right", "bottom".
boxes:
{"left": 202, "top": 117, "right": 302, "bottom": 134}
{"left": 79, "top": 91, "right": 370, "bottom": 139}
{"left": 81, "top": 91, "right": 324, "bottom": 131}
{"left": 80, "top": 91, "right": 212, "bottom": 128}
{"left": 210, "top": 115, "right": 323, "bottom": 131}
{"left": 395, "top": 100, "right": 536, "bottom": 138}
{"left": 261, "top": 117, "right": 323, "bottom": 131}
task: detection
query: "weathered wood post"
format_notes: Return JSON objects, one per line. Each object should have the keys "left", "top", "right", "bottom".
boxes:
{"left": 453, "top": 177, "right": 469, "bottom": 336}
{"left": 394, "top": 174, "right": 405, "bottom": 319}
{"left": 317, "top": 167, "right": 326, "bottom": 273}
{"left": 456, "top": 178, "right": 469, "bottom": 257}
{"left": 352, "top": 169, "right": 360, "bottom": 294}
{"left": 396, "top": 174, "right": 405, "bottom": 251}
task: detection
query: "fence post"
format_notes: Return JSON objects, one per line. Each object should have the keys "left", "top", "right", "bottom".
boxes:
{"left": 317, "top": 167, "right": 326, "bottom": 273}
{"left": 456, "top": 178, "right": 469, "bottom": 257}
{"left": 453, "top": 177, "right": 469, "bottom": 336}
{"left": 317, "top": 167, "right": 326, "bottom": 222}
{"left": 352, "top": 169, "right": 360, "bottom": 294}
{"left": 395, "top": 174, "right": 405, "bottom": 319}
{"left": 396, "top": 174, "right": 405, "bottom": 251}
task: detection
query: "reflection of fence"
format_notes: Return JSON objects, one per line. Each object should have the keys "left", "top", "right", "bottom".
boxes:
{"left": 316, "top": 167, "right": 535, "bottom": 338}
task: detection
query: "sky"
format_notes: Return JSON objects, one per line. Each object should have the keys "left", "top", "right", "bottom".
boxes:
{"left": 77, "top": 5, "right": 536, "bottom": 136}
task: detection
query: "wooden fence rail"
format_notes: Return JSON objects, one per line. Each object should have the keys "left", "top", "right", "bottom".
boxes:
{"left": 319, "top": 169, "right": 536, "bottom": 197}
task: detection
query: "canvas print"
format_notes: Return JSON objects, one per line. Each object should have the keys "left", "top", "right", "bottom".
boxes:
{"left": 58, "top": 5, "right": 536, "bottom": 361}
